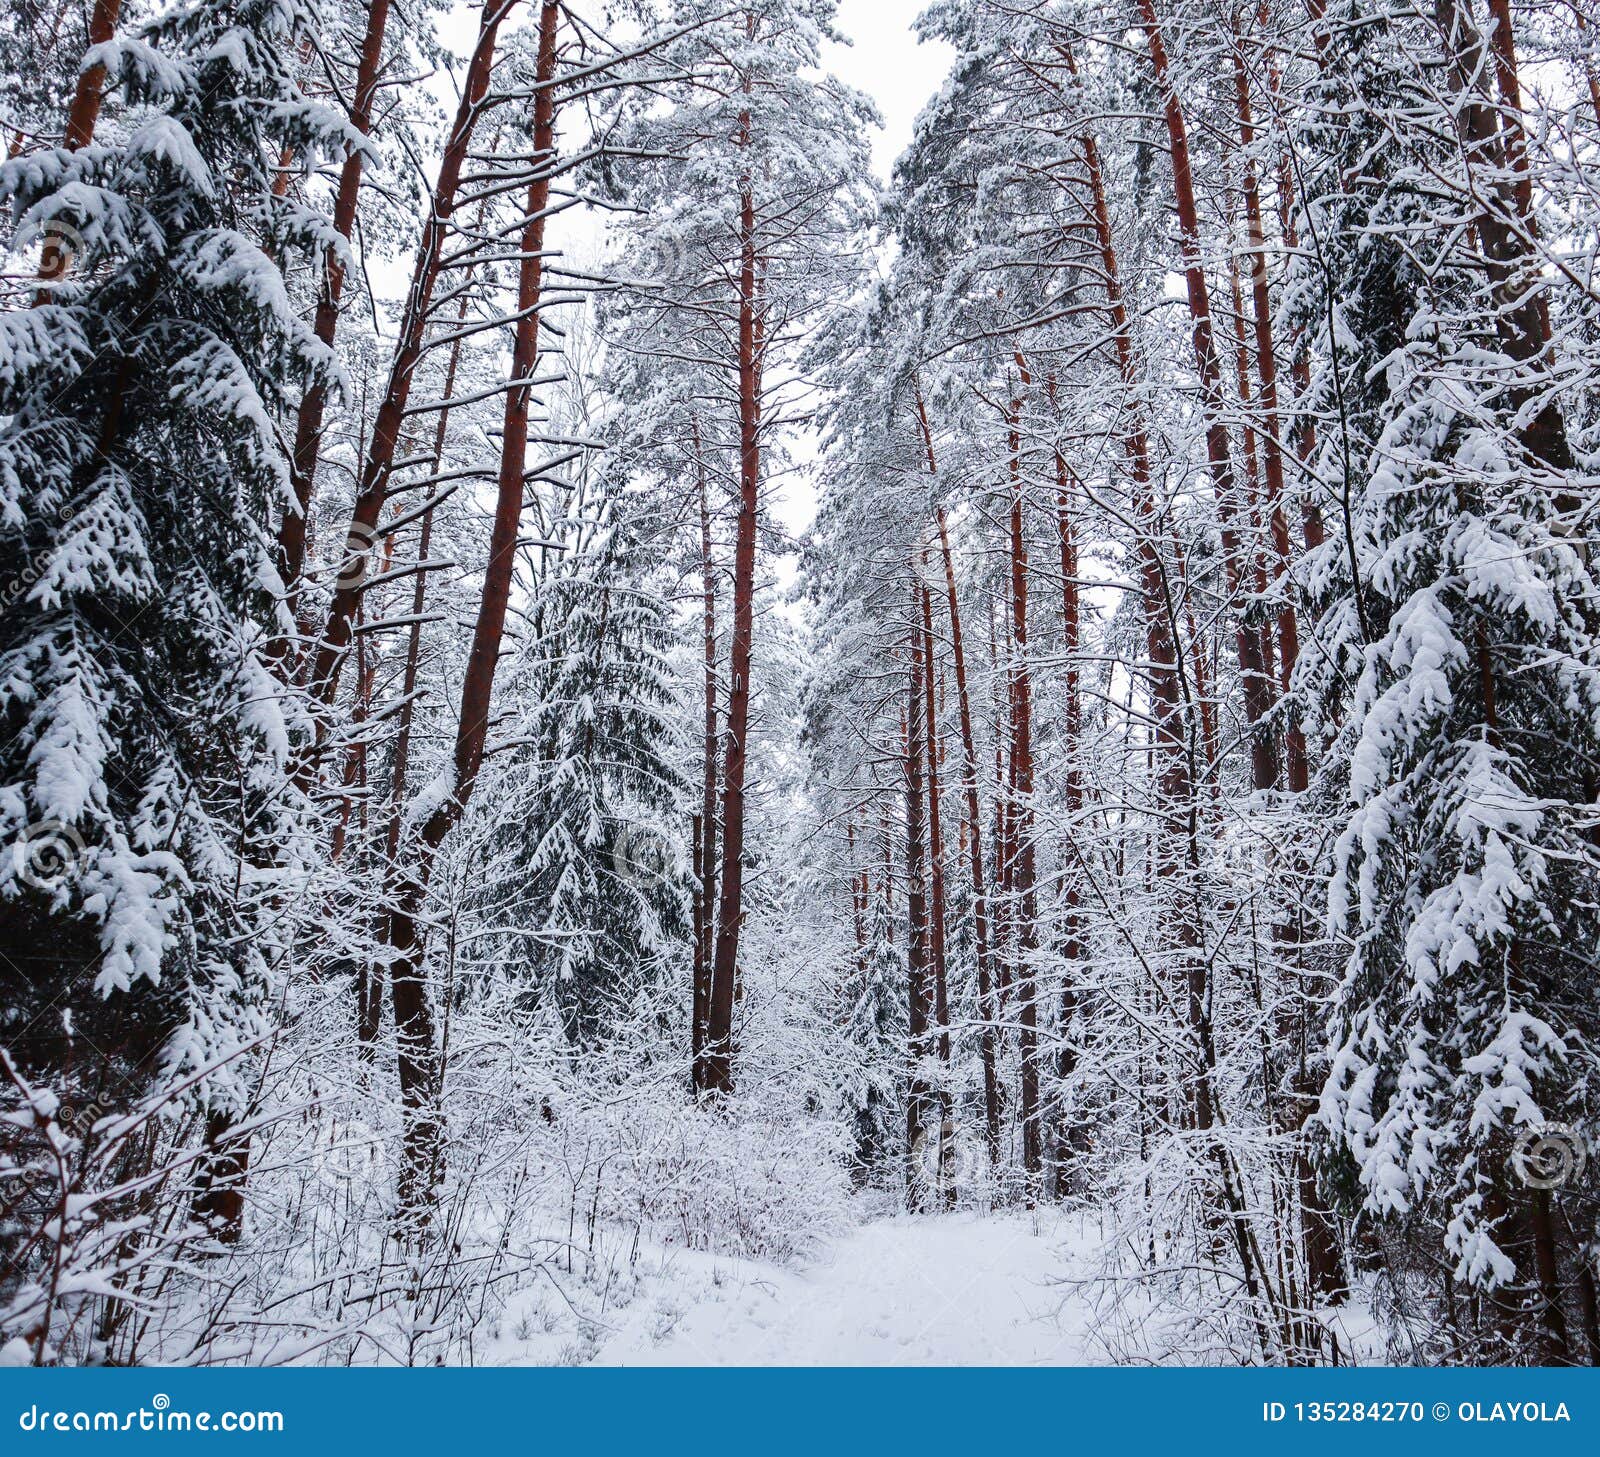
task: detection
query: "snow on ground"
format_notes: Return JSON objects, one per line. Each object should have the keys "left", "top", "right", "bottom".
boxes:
{"left": 590, "top": 1210, "right": 1098, "bottom": 1366}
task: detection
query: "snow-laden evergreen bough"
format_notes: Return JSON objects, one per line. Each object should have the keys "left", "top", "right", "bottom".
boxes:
{"left": 1293, "top": 0, "right": 1600, "bottom": 1359}
{"left": 1313, "top": 318, "right": 1600, "bottom": 1320}
{"left": 0, "top": 0, "right": 354, "bottom": 1354}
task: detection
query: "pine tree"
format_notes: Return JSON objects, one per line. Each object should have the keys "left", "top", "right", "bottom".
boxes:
{"left": 597, "top": 0, "right": 874, "bottom": 1094}
{"left": 1316, "top": 310, "right": 1600, "bottom": 1359}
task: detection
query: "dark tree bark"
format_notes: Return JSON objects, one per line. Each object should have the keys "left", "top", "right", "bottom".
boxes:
{"left": 369, "top": 283, "right": 473, "bottom": 1057}
{"left": 904, "top": 614, "right": 933, "bottom": 1208}
{"left": 1046, "top": 372, "right": 1087, "bottom": 1197}
{"left": 918, "top": 572, "right": 954, "bottom": 1202}
{"left": 1060, "top": 36, "right": 1279, "bottom": 1344}
{"left": 1433, "top": 0, "right": 1574, "bottom": 479}
{"left": 1137, "top": 0, "right": 1279, "bottom": 792}
{"left": 913, "top": 384, "right": 1001, "bottom": 1163}
{"left": 1005, "top": 363, "right": 1042, "bottom": 1188}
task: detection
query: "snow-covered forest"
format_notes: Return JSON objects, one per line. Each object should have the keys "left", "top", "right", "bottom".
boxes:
{"left": 1, "top": 0, "right": 1597, "bottom": 1368}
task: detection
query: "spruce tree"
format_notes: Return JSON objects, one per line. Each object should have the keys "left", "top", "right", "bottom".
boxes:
{"left": 0, "top": 0, "right": 352, "bottom": 1110}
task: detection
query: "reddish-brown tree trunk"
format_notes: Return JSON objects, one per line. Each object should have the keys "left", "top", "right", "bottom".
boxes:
{"left": 277, "top": 0, "right": 397, "bottom": 594}
{"left": 308, "top": 0, "right": 513, "bottom": 715}
{"left": 1263, "top": 41, "right": 1328, "bottom": 555}
{"left": 34, "top": 0, "right": 122, "bottom": 289}
{"left": 929, "top": 505, "right": 1001, "bottom": 1159}
{"left": 366, "top": 282, "right": 472, "bottom": 1057}
{"left": 1233, "top": 27, "right": 1348, "bottom": 1306}
{"left": 904, "top": 619, "right": 933, "bottom": 1207}
{"left": 1005, "top": 368, "right": 1042, "bottom": 1187}
{"left": 62, "top": 0, "right": 119, "bottom": 151}
{"left": 1231, "top": 38, "right": 1307, "bottom": 792}
{"left": 919, "top": 574, "right": 955, "bottom": 1200}
{"left": 990, "top": 602, "right": 1014, "bottom": 1017}
{"left": 692, "top": 419, "right": 719, "bottom": 1092}
{"left": 1137, "top": 0, "right": 1278, "bottom": 792}
{"left": 380, "top": 0, "right": 557, "bottom": 1216}
{"left": 1069, "top": 22, "right": 1277, "bottom": 1336}
{"left": 1434, "top": 0, "right": 1573, "bottom": 477}
{"left": 1575, "top": 12, "right": 1600, "bottom": 132}
{"left": 1046, "top": 373, "right": 1088, "bottom": 1195}
{"left": 705, "top": 77, "right": 760, "bottom": 1090}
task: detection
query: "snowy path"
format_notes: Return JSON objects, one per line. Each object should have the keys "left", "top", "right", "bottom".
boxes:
{"left": 594, "top": 1211, "right": 1099, "bottom": 1366}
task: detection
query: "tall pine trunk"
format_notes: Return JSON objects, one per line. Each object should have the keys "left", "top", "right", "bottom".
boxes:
{"left": 904, "top": 613, "right": 933, "bottom": 1208}
{"left": 369, "top": 286, "right": 473, "bottom": 1057}
{"left": 919, "top": 572, "right": 954, "bottom": 1202}
{"left": 1065, "top": 38, "right": 1279, "bottom": 1341}
{"left": 36, "top": 0, "right": 122, "bottom": 288}
{"left": 277, "top": 0, "right": 397, "bottom": 594}
{"left": 692, "top": 419, "right": 719, "bottom": 1092}
{"left": 705, "top": 78, "right": 760, "bottom": 1090}
{"left": 1005, "top": 366, "right": 1042, "bottom": 1187}
{"left": 307, "top": 0, "right": 512, "bottom": 716}
{"left": 1137, "top": 0, "right": 1278, "bottom": 792}
{"left": 1047, "top": 373, "right": 1087, "bottom": 1196}
{"left": 380, "top": 0, "right": 558, "bottom": 1219}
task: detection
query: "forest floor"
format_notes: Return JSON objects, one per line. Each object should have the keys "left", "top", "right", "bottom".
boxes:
{"left": 589, "top": 1209, "right": 1100, "bottom": 1366}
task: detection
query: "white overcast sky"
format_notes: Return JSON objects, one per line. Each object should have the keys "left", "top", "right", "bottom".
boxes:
{"left": 410, "top": 2, "right": 954, "bottom": 547}
{"left": 824, "top": 0, "right": 952, "bottom": 181}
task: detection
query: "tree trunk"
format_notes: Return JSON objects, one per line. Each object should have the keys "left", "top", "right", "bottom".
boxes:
{"left": 1137, "top": 0, "right": 1278, "bottom": 792}
{"left": 705, "top": 104, "right": 760, "bottom": 1091}
{"left": 1047, "top": 372, "right": 1087, "bottom": 1197}
{"left": 190, "top": 1111, "right": 250, "bottom": 1244}
{"left": 1233, "top": 23, "right": 1347, "bottom": 1308}
{"left": 1064, "top": 36, "right": 1277, "bottom": 1342}
{"left": 1574, "top": 11, "right": 1600, "bottom": 132}
{"left": 307, "top": 0, "right": 512, "bottom": 716}
{"left": 36, "top": 0, "right": 122, "bottom": 289}
{"left": 1230, "top": 35, "right": 1306, "bottom": 791}
{"left": 62, "top": 0, "right": 119, "bottom": 151}
{"left": 369, "top": 285, "right": 473, "bottom": 1058}
{"left": 904, "top": 615, "right": 933, "bottom": 1208}
{"left": 277, "top": 0, "right": 397, "bottom": 595}
{"left": 919, "top": 573, "right": 955, "bottom": 1203}
{"left": 692, "top": 419, "right": 719, "bottom": 1092}
{"left": 919, "top": 452, "right": 1001, "bottom": 1159}
{"left": 1434, "top": 0, "right": 1574, "bottom": 479}
{"left": 380, "top": 0, "right": 558, "bottom": 1219}
{"left": 1005, "top": 368, "right": 1042, "bottom": 1188}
